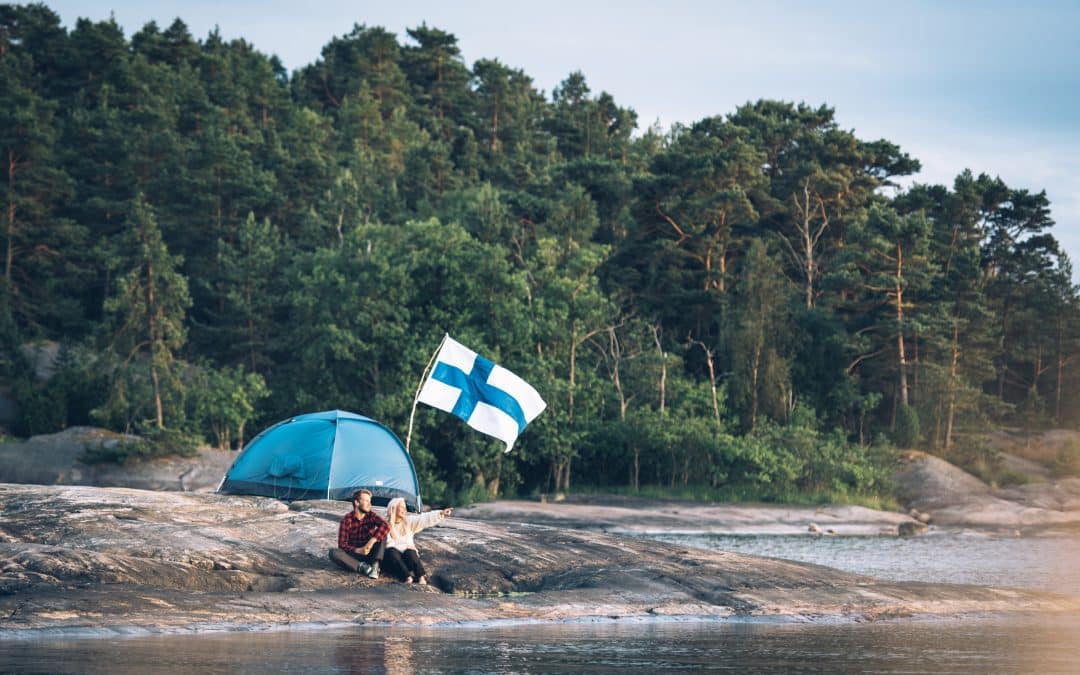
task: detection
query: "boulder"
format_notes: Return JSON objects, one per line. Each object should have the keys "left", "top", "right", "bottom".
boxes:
{"left": 18, "top": 340, "right": 61, "bottom": 380}
{"left": 0, "top": 427, "right": 234, "bottom": 492}
{"left": 898, "top": 521, "right": 928, "bottom": 537}
{"left": 894, "top": 450, "right": 1080, "bottom": 531}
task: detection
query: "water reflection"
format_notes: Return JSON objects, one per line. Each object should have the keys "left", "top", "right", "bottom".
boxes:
{"left": 3, "top": 614, "right": 1080, "bottom": 674}
{"left": 382, "top": 635, "right": 414, "bottom": 675}
{"left": 331, "top": 630, "right": 384, "bottom": 672}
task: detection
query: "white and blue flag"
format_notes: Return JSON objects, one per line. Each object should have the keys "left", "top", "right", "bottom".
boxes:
{"left": 417, "top": 335, "right": 546, "bottom": 451}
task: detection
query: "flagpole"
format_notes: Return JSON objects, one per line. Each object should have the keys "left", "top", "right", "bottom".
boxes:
{"left": 405, "top": 333, "right": 448, "bottom": 452}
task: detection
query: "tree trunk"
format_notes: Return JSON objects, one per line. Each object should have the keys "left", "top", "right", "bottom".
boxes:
{"left": 568, "top": 323, "right": 577, "bottom": 419}
{"left": 750, "top": 342, "right": 762, "bottom": 431}
{"left": 652, "top": 326, "right": 666, "bottom": 413}
{"left": 790, "top": 180, "right": 826, "bottom": 310}
{"left": 718, "top": 228, "right": 728, "bottom": 293}
{"left": 659, "top": 357, "right": 667, "bottom": 413}
{"left": 998, "top": 301, "right": 1011, "bottom": 400}
{"left": 912, "top": 328, "right": 920, "bottom": 398}
{"left": 215, "top": 165, "right": 223, "bottom": 233}
{"left": 6, "top": 148, "right": 16, "bottom": 283}
{"left": 690, "top": 339, "right": 721, "bottom": 427}
{"left": 803, "top": 228, "right": 814, "bottom": 309}
{"left": 796, "top": 182, "right": 815, "bottom": 309}
{"left": 146, "top": 251, "right": 164, "bottom": 429}
{"left": 1030, "top": 346, "right": 1044, "bottom": 416}
{"left": 555, "top": 458, "right": 571, "bottom": 493}
{"left": 150, "top": 365, "right": 164, "bottom": 428}
{"left": 1055, "top": 317, "right": 1064, "bottom": 424}
{"left": 611, "top": 329, "right": 628, "bottom": 421}
{"left": 944, "top": 323, "right": 960, "bottom": 451}
{"left": 896, "top": 244, "right": 910, "bottom": 407}
{"left": 488, "top": 451, "right": 502, "bottom": 498}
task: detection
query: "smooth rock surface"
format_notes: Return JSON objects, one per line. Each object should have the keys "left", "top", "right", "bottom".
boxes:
{"left": 2, "top": 484, "right": 1077, "bottom": 636}
{"left": 0, "top": 427, "right": 235, "bottom": 492}
{"left": 458, "top": 495, "right": 913, "bottom": 536}
{"left": 893, "top": 451, "right": 1080, "bottom": 531}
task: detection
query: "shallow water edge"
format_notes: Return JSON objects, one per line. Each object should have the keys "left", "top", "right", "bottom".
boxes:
{"left": 5, "top": 612, "right": 1080, "bottom": 675}
{"left": 0, "top": 607, "right": 1071, "bottom": 642}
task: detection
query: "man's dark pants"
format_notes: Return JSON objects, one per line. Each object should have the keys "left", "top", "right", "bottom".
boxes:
{"left": 328, "top": 540, "right": 386, "bottom": 572}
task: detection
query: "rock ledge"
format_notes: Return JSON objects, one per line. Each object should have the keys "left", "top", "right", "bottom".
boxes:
{"left": 2, "top": 484, "right": 1077, "bottom": 636}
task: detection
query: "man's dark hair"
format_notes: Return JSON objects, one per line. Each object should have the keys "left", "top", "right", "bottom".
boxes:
{"left": 352, "top": 489, "right": 373, "bottom": 502}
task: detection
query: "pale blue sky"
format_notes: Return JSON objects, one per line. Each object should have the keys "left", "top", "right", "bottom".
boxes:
{"left": 46, "top": 1, "right": 1080, "bottom": 278}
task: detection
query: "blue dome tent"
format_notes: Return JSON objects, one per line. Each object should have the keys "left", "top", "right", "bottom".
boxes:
{"left": 218, "top": 410, "right": 423, "bottom": 511}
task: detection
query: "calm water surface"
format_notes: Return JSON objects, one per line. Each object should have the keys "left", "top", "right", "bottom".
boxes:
{"left": 3, "top": 532, "right": 1079, "bottom": 674}
{"left": 4, "top": 615, "right": 1080, "bottom": 674}
{"left": 644, "top": 531, "right": 1080, "bottom": 593}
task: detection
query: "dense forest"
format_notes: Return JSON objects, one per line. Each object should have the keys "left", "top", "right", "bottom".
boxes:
{"left": 2, "top": 3, "right": 1078, "bottom": 504}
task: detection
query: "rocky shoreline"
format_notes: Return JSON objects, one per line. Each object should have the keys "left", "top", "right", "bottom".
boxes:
{"left": 2, "top": 483, "right": 1078, "bottom": 637}
{"left": 458, "top": 496, "right": 916, "bottom": 536}
{"left": 2, "top": 427, "right": 1080, "bottom": 636}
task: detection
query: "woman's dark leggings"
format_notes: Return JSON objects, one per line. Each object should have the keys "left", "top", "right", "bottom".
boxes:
{"left": 382, "top": 547, "right": 427, "bottom": 581}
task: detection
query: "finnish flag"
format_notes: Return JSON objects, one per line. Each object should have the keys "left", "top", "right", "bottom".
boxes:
{"left": 417, "top": 336, "right": 546, "bottom": 451}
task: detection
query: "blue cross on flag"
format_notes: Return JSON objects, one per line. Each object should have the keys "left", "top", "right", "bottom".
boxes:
{"left": 417, "top": 335, "right": 546, "bottom": 451}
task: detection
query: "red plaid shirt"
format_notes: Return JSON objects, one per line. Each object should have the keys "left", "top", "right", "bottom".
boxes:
{"left": 338, "top": 509, "right": 389, "bottom": 551}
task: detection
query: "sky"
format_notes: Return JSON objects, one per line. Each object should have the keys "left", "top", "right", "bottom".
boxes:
{"left": 45, "top": 1, "right": 1080, "bottom": 280}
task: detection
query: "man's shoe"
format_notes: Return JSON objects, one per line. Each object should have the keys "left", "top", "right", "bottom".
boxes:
{"left": 356, "top": 561, "right": 373, "bottom": 576}
{"left": 368, "top": 561, "right": 380, "bottom": 579}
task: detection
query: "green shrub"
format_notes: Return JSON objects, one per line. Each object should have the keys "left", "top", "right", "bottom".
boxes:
{"left": 11, "top": 375, "right": 66, "bottom": 436}
{"left": 80, "top": 425, "right": 199, "bottom": 465}
{"left": 1052, "top": 442, "right": 1080, "bottom": 478}
{"left": 186, "top": 362, "right": 269, "bottom": 449}
{"left": 894, "top": 404, "right": 921, "bottom": 448}
{"left": 995, "top": 468, "right": 1032, "bottom": 487}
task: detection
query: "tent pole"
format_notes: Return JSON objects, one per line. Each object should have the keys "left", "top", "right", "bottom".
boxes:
{"left": 405, "top": 333, "right": 448, "bottom": 452}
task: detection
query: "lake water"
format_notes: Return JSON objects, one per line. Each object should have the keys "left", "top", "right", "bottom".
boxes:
{"left": 4, "top": 614, "right": 1080, "bottom": 674}
{"left": 642, "top": 530, "right": 1080, "bottom": 593}
{"left": 3, "top": 532, "right": 1079, "bottom": 674}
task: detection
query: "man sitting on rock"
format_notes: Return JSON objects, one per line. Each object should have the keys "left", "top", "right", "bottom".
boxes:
{"left": 329, "top": 489, "right": 389, "bottom": 579}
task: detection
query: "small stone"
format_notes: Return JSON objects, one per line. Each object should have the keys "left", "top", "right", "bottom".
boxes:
{"left": 898, "top": 521, "right": 928, "bottom": 537}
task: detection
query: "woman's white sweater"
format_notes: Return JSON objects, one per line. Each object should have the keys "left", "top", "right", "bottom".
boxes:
{"left": 385, "top": 509, "right": 446, "bottom": 552}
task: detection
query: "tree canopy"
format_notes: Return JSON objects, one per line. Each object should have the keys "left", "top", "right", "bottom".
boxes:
{"left": 3, "top": 4, "right": 1078, "bottom": 503}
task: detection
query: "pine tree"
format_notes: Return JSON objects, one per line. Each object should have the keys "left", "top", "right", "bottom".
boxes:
{"left": 100, "top": 195, "right": 191, "bottom": 430}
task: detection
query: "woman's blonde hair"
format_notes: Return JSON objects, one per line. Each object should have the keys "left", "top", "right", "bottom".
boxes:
{"left": 385, "top": 497, "right": 407, "bottom": 535}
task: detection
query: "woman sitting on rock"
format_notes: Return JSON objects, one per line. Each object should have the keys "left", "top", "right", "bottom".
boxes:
{"left": 383, "top": 497, "right": 453, "bottom": 585}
